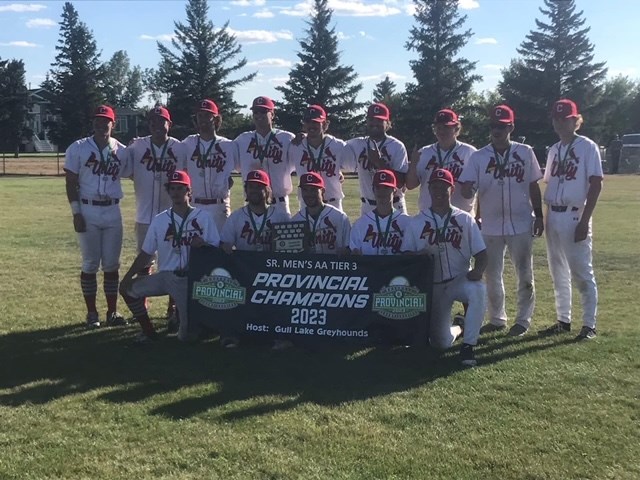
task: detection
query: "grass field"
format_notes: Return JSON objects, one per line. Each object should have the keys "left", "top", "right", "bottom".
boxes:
{"left": 0, "top": 175, "right": 639, "bottom": 479}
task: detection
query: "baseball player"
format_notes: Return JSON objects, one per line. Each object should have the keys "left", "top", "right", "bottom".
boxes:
{"left": 234, "top": 96, "right": 295, "bottom": 214}
{"left": 178, "top": 99, "right": 238, "bottom": 233}
{"left": 410, "top": 169, "right": 487, "bottom": 367}
{"left": 344, "top": 103, "right": 409, "bottom": 215}
{"left": 119, "top": 170, "right": 220, "bottom": 344}
{"left": 406, "top": 108, "right": 477, "bottom": 213}
{"left": 291, "top": 171, "right": 351, "bottom": 254}
{"left": 288, "top": 105, "right": 351, "bottom": 211}
{"left": 122, "top": 106, "right": 183, "bottom": 328}
{"left": 459, "top": 105, "right": 544, "bottom": 337}
{"left": 350, "top": 170, "right": 414, "bottom": 255}
{"left": 64, "top": 105, "right": 128, "bottom": 328}
{"left": 539, "top": 99, "right": 603, "bottom": 340}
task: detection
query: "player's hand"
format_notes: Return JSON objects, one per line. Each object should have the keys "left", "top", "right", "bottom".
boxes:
{"left": 409, "top": 145, "right": 420, "bottom": 167}
{"left": 574, "top": 220, "right": 589, "bottom": 242}
{"left": 191, "top": 236, "right": 206, "bottom": 248}
{"left": 221, "top": 243, "right": 234, "bottom": 255}
{"left": 466, "top": 269, "right": 483, "bottom": 281}
{"left": 532, "top": 217, "right": 544, "bottom": 237}
{"left": 474, "top": 216, "right": 482, "bottom": 230}
{"left": 73, "top": 213, "right": 86, "bottom": 233}
{"left": 291, "top": 131, "right": 306, "bottom": 146}
{"left": 351, "top": 248, "right": 362, "bottom": 255}
{"left": 339, "top": 171, "right": 345, "bottom": 184}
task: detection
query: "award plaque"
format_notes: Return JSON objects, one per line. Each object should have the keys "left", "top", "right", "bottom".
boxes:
{"left": 271, "top": 221, "right": 309, "bottom": 253}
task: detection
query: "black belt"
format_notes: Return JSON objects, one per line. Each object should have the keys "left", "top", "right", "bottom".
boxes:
{"left": 550, "top": 205, "right": 579, "bottom": 213}
{"left": 194, "top": 198, "right": 225, "bottom": 205}
{"left": 173, "top": 269, "right": 188, "bottom": 278}
{"left": 81, "top": 198, "right": 119, "bottom": 206}
{"left": 325, "top": 197, "right": 338, "bottom": 203}
{"left": 434, "top": 277, "right": 456, "bottom": 285}
{"left": 272, "top": 196, "right": 286, "bottom": 203}
{"left": 361, "top": 196, "right": 401, "bottom": 206}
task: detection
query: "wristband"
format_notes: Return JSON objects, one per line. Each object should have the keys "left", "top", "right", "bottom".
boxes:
{"left": 534, "top": 207, "right": 543, "bottom": 219}
{"left": 70, "top": 201, "right": 81, "bottom": 215}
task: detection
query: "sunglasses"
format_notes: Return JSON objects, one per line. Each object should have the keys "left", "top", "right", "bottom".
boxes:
{"left": 168, "top": 184, "right": 187, "bottom": 191}
{"left": 490, "top": 123, "right": 511, "bottom": 130}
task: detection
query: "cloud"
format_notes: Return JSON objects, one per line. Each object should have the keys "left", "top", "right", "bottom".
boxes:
{"left": 247, "top": 58, "right": 293, "bottom": 68}
{"left": 26, "top": 18, "right": 56, "bottom": 28}
{"left": 337, "top": 32, "right": 352, "bottom": 40}
{"left": 359, "top": 31, "right": 374, "bottom": 40}
{"left": 359, "top": 71, "right": 407, "bottom": 82}
{"left": 475, "top": 37, "right": 497, "bottom": 45}
{"left": 0, "top": 41, "right": 39, "bottom": 47}
{"left": 253, "top": 9, "right": 274, "bottom": 18}
{"left": 279, "top": 0, "right": 402, "bottom": 17}
{"left": 482, "top": 64, "right": 503, "bottom": 71}
{"left": 139, "top": 34, "right": 176, "bottom": 42}
{"left": 228, "top": 28, "right": 293, "bottom": 44}
{"left": 458, "top": 0, "right": 480, "bottom": 9}
{"left": 0, "top": 3, "right": 46, "bottom": 12}
{"left": 268, "top": 76, "right": 289, "bottom": 85}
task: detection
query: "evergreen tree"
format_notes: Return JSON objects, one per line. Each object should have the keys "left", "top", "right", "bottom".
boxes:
{"left": 44, "top": 2, "right": 103, "bottom": 150}
{"left": 0, "top": 58, "right": 28, "bottom": 155}
{"left": 403, "top": 0, "right": 481, "bottom": 147}
{"left": 498, "top": 0, "right": 607, "bottom": 149}
{"left": 150, "top": 0, "right": 255, "bottom": 128}
{"left": 102, "top": 50, "right": 143, "bottom": 109}
{"left": 276, "top": 0, "right": 363, "bottom": 138}
{"left": 372, "top": 76, "right": 397, "bottom": 103}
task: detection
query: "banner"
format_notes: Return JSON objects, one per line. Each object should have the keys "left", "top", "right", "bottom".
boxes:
{"left": 188, "top": 247, "right": 433, "bottom": 346}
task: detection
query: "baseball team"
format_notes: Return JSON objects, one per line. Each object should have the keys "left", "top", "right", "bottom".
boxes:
{"left": 64, "top": 96, "right": 603, "bottom": 367}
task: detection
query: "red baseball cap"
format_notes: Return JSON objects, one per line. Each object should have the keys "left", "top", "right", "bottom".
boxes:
{"left": 367, "top": 103, "right": 390, "bottom": 121}
{"left": 251, "top": 96, "right": 275, "bottom": 112}
{"left": 552, "top": 99, "right": 579, "bottom": 119}
{"left": 299, "top": 171, "right": 325, "bottom": 188}
{"left": 373, "top": 169, "right": 397, "bottom": 188}
{"left": 150, "top": 106, "right": 171, "bottom": 122}
{"left": 429, "top": 168, "right": 455, "bottom": 187}
{"left": 246, "top": 170, "right": 270, "bottom": 187}
{"left": 94, "top": 105, "right": 115, "bottom": 122}
{"left": 303, "top": 105, "right": 327, "bottom": 123}
{"left": 166, "top": 170, "right": 191, "bottom": 188}
{"left": 198, "top": 99, "right": 219, "bottom": 115}
{"left": 434, "top": 109, "right": 459, "bottom": 126}
{"left": 490, "top": 105, "right": 515, "bottom": 124}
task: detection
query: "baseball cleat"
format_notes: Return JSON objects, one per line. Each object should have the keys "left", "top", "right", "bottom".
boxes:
{"left": 106, "top": 311, "right": 128, "bottom": 327}
{"left": 85, "top": 312, "right": 100, "bottom": 329}
{"left": 576, "top": 326, "right": 596, "bottom": 340}
{"left": 538, "top": 321, "right": 571, "bottom": 336}
{"left": 166, "top": 310, "right": 180, "bottom": 334}
{"left": 480, "top": 323, "right": 506, "bottom": 334}
{"left": 507, "top": 324, "right": 528, "bottom": 337}
{"left": 133, "top": 331, "right": 158, "bottom": 345}
{"left": 459, "top": 343, "right": 477, "bottom": 367}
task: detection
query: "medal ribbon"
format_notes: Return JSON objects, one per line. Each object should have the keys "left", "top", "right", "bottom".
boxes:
{"left": 557, "top": 137, "right": 576, "bottom": 176}
{"left": 436, "top": 141, "right": 458, "bottom": 167}
{"left": 254, "top": 130, "right": 275, "bottom": 165}
{"left": 248, "top": 208, "right": 268, "bottom": 246}
{"left": 305, "top": 206, "right": 325, "bottom": 247}
{"left": 430, "top": 208, "right": 453, "bottom": 246}
{"left": 306, "top": 138, "right": 326, "bottom": 172}
{"left": 170, "top": 207, "right": 193, "bottom": 250}
{"left": 492, "top": 143, "right": 511, "bottom": 180}
{"left": 150, "top": 138, "right": 169, "bottom": 169}
{"left": 374, "top": 209, "right": 394, "bottom": 251}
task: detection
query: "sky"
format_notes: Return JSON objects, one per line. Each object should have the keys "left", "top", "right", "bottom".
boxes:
{"left": 1, "top": 0, "right": 638, "bottom": 113}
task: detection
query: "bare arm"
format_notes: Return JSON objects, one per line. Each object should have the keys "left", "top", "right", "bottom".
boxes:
{"left": 467, "top": 249, "right": 487, "bottom": 281}
{"left": 65, "top": 171, "right": 85, "bottom": 233}
{"left": 405, "top": 146, "right": 420, "bottom": 190}
{"left": 460, "top": 181, "right": 476, "bottom": 200}
{"left": 575, "top": 176, "right": 603, "bottom": 242}
{"left": 529, "top": 181, "right": 544, "bottom": 237}
{"left": 119, "top": 251, "right": 154, "bottom": 295}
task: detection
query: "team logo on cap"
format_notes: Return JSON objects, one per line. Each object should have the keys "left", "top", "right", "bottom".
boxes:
{"left": 495, "top": 108, "right": 504, "bottom": 117}
{"left": 436, "top": 170, "right": 445, "bottom": 179}
{"left": 154, "top": 107, "right": 162, "bottom": 114}
{"left": 373, "top": 106, "right": 381, "bottom": 114}
{"left": 201, "top": 101, "right": 209, "bottom": 108}
{"left": 256, "top": 97, "right": 265, "bottom": 105}
{"left": 99, "top": 106, "right": 107, "bottom": 114}
{"left": 252, "top": 171, "right": 260, "bottom": 179}
{"left": 305, "top": 173, "right": 314, "bottom": 182}
{"left": 170, "top": 172, "right": 180, "bottom": 181}
{"left": 379, "top": 171, "right": 388, "bottom": 181}
{"left": 556, "top": 104, "right": 564, "bottom": 112}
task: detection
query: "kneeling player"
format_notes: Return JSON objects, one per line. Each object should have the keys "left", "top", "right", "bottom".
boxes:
{"left": 119, "top": 171, "right": 220, "bottom": 344}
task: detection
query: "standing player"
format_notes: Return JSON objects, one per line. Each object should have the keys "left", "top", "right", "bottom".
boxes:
{"left": 459, "top": 105, "right": 544, "bottom": 337}
{"left": 64, "top": 105, "right": 128, "bottom": 328}
{"left": 406, "top": 108, "right": 477, "bottom": 213}
{"left": 539, "top": 99, "right": 603, "bottom": 340}
{"left": 291, "top": 172, "right": 351, "bottom": 254}
{"left": 410, "top": 169, "right": 487, "bottom": 366}
{"left": 119, "top": 171, "right": 220, "bottom": 343}
{"left": 350, "top": 170, "right": 414, "bottom": 255}
{"left": 178, "top": 99, "right": 238, "bottom": 233}
{"left": 288, "top": 105, "right": 351, "bottom": 211}
{"left": 234, "top": 96, "right": 295, "bottom": 214}
{"left": 344, "top": 103, "right": 409, "bottom": 215}
{"left": 122, "top": 106, "right": 183, "bottom": 326}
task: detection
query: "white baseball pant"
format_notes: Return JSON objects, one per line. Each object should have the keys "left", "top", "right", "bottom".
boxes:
{"left": 77, "top": 203, "right": 122, "bottom": 273}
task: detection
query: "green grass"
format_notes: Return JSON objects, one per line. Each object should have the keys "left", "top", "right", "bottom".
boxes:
{"left": 0, "top": 175, "right": 639, "bottom": 479}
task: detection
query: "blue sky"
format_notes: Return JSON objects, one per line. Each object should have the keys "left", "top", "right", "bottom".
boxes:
{"left": 1, "top": 0, "right": 637, "bottom": 113}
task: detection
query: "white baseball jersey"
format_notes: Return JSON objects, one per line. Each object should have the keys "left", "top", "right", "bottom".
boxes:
{"left": 349, "top": 210, "right": 415, "bottom": 255}
{"left": 291, "top": 205, "right": 351, "bottom": 254}
{"left": 122, "top": 136, "right": 183, "bottom": 224}
{"left": 415, "top": 141, "right": 477, "bottom": 212}
{"left": 288, "top": 135, "right": 351, "bottom": 203}
{"left": 343, "top": 135, "right": 408, "bottom": 204}
{"left": 234, "top": 129, "right": 295, "bottom": 198}
{"left": 221, "top": 205, "right": 290, "bottom": 252}
{"left": 458, "top": 142, "right": 543, "bottom": 236}
{"left": 178, "top": 134, "right": 238, "bottom": 201}
{"left": 64, "top": 136, "right": 127, "bottom": 200}
{"left": 142, "top": 207, "right": 220, "bottom": 272}
{"left": 410, "top": 208, "right": 486, "bottom": 283}
{"left": 544, "top": 135, "right": 604, "bottom": 206}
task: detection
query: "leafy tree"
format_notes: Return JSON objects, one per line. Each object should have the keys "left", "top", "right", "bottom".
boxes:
{"left": 0, "top": 58, "right": 29, "bottom": 155}
{"left": 403, "top": 0, "right": 481, "bottom": 147}
{"left": 498, "top": 0, "right": 607, "bottom": 149}
{"left": 149, "top": 0, "right": 255, "bottom": 128}
{"left": 372, "top": 76, "right": 397, "bottom": 103}
{"left": 102, "top": 50, "right": 143, "bottom": 109}
{"left": 43, "top": 2, "right": 104, "bottom": 150}
{"left": 276, "top": 0, "right": 363, "bottom": 138}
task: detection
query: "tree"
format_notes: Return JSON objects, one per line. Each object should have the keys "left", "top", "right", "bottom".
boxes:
{"left": 595, "top": 76, "right": 638, "bottom": 142}
{"left": 276, "top": 0, "right": 363, "bottom": 138}
{"left": 403, "top": 0, "right": 481, "bottom": 147}
{"left": 372, "top": 76, "right": 397, "bottom": 103}
{"left": 0, "top": 58, "right": 29, "bottom": 155}
{"left": 498, "top": 0, "right": 607, "bottom": 149}
{"left": 102, "top": 50, "right": 143, "bottom": 109}
{"left": 149, "top": 0, "right": 255, "bottom": 128}
{"left": 43, "top": 2, "right": 104, "bottom": 150}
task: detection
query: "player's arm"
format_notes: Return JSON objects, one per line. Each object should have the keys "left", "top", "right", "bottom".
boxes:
{"left": 529, "top": 181, "right": 544, "bottom": 237}
{"left": 575, "top": 176, "right": 603, "bottom": 242}
{"left": 405, "top": 146, "right": 420, "bottom": 190}
{"left": 64, "top": 170, "right": 86, "bottom": 233}
{"left": 467, "top": 249, "right": 487, "bottom": 281}
{"left": 120, "top": 251, "right": 154, "bottom": 295}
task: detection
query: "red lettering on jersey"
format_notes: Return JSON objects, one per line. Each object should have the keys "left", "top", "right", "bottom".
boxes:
{"left": 358, "top": 146, "right": 391, "bottom": 171}
{"left": 312, "top": 216, "right": 338, "bottom": 250}
{"left": 84, "top": 152, "right": 121, "bottom": 180}
{"left": 240, "top": 220, "right": 273, "bottom": 247}
{"left": 140, "top": 148, "right": 178, "bottom": 176}
{"left": 191, "top": 144, "right": 227, "bottom": 173}
{"left": 363, "top": 223, "right": 403, "bottom": 253}
{"left": 163, "top": 219, "right": 203, "bottom": 248}
{"left": 549, "top": 154, "right": 578, "bottom": 182}
{"left": 300, "top": 147, "right": 337, "bottom": 177}
{"left": 247, "top": 138, "right": 284, "bottom": 164}
{"left": 419, "top": 218, "right": 462, "bottom": 250}
{"left": 485, "top": 155, "right": 525, "bottom": 183}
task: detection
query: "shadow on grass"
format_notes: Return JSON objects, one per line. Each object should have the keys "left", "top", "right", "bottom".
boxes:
{"left": 0, "top": 324, "right": 577, "bottom": 420}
